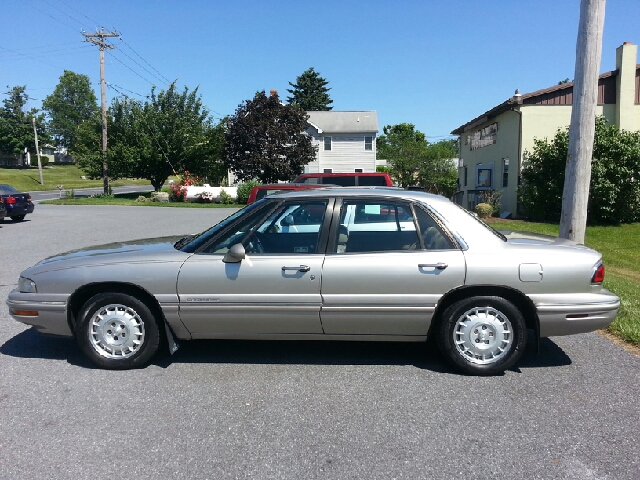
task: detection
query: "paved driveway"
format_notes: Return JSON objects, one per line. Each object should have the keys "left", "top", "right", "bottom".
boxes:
{"left": 0, "top": 205, "right": 638, "bottom": 480}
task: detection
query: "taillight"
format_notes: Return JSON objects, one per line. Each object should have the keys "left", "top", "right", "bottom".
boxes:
{"left": 591, "top": 263, "right": 605, "bottom": 284}
{"left": 6, "top": 196, "right": 16, "bottom": 204}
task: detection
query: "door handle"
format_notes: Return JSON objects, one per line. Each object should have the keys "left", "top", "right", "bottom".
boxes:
{"left": 282, "top": 265, "right": 311, "bottom": 272}
{"left": 418, "top": 262, "right": 448, "bottom": 270}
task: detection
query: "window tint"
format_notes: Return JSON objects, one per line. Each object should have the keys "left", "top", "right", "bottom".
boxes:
{"left": 357, "top": 175, "right": 387, "bottom": 186}
{"left": 327, "top": 176, "right": 356, "bottom": 186}
{"left": 203, "top": 201, "right": 328, "bottom": 255}
{"left": 334, "top": 200, "right": 419, "bottom": 253}
{"left": 414, "top": 206, "right": 455, "bottom": 250}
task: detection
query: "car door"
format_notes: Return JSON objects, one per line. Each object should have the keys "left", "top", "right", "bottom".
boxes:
{"left": 320, "top": 198, "right": 466, "bottom": 336}
{"left": 177, "top": 199, "right": 332, "bottom": 338}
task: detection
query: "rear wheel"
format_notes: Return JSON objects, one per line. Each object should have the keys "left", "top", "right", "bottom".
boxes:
{"left": 76, "top": 293, "right": 160, "bottom": 369}
{"left": 437, "top": 296, "right": 526, "bottom": 375}
{"left": 11, "top": 215, "right": 25, "bottom": 222}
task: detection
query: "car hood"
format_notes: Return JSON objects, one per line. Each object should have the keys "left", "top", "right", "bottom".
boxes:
{"left": 36, "top": 235, "right": 187, "bottom": 267}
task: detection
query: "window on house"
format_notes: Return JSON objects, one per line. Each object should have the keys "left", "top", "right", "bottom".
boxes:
{"left": 463, "top": 167, "right": 468, "bottom": 187}
{"left": 324, "top": 137, "right": 332, "bottom": 151}
{"left": 364, "top": 136, "right": 373, "bottom": 150}
{"left": 476, "top": 167, "right": 492, "bottom": 188}
{"left": 354, "top": 169, "right": 363, "bottom": 173}
{"left": 502, "top": 158, "right": 509, "bottom": 187}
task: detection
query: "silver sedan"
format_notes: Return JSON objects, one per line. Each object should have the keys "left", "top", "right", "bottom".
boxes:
{"left": 7, "top": 188, "right": 619, "bottom": 375}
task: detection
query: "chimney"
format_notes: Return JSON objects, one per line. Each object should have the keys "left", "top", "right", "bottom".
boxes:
{"left": 615, "top": 42, "right": 638, "bottom": 131}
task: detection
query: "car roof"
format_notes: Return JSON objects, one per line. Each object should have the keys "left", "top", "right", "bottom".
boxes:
{"left": 253, "top": 183, "right": 328, "bottom": 189}
{"left": 266, "top": 186, "right": 448, "bottom": 203}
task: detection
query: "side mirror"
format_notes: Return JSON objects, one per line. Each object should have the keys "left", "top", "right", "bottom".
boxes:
{"left": 223, "top": 243, "right": 245, "bottom": 263}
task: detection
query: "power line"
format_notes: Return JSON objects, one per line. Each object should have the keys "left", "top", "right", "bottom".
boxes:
{"left": 109, "top": 54, "right": 156, "bottom": 85}
{"left": 119, "top": 37, "right": 172, "bottom": 85}
{"left": 53, "top": 0, "right": 101, "bottom": 29}
{"left": 0, "top": 45, "right": 63, "bottom": 69}
{"left": 109, "top": 43, "right": 170, "bottom": 86}
{"left": 18, "top": 0, "right": 81, "bottom": 34}
{"left": 41, "top": 0, "right": 88, "bottom": 29}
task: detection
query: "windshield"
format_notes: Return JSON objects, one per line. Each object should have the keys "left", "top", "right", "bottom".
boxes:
{"left": 175, "top": 201, "right": 263, "bottom": 252}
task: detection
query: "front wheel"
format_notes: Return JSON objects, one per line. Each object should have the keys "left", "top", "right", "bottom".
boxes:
{"left": 76, "top": 293, "right": 160, "bottom": 369}
{"left": 437, "top": 296, "right": 526, "bottom": 375}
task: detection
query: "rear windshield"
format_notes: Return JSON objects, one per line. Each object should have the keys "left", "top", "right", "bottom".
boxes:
{"left": 325, "top": 176, "right": 356, "bottom": 186}
{"left": 358, "top": 176, "right": 387, "bottom": 186}
{"left": 0, "top": 185, "right": 19, "bottom": 194}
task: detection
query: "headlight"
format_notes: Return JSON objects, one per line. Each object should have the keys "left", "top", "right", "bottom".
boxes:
{"left": 18, "top": 277, "right": 37, "bottom": 293}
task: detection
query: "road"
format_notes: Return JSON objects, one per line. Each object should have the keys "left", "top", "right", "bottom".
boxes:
{"left": 27, "top": 184, "right": 155, "bottom": 203}
{"left": 0, "top": 205, "right": 638, "bottom": 480}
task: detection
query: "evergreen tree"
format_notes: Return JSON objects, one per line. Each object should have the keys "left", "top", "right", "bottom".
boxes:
{"left": 286, "top": 67, "right": 333, "bottom": 111}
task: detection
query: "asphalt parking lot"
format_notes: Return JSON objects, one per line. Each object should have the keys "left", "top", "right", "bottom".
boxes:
{"left": 1, "top": 205, "right": 639, "bottom": 480}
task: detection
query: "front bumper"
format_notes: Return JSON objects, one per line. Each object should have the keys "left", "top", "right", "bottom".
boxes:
{"left": 7, "top": 289, "right": 72, "bottom": 336}
{"left": 530, "top": 290, "right": 620, "bottom": 337}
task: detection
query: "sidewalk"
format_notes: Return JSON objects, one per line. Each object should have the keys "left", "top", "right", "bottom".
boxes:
{"left": 28, "top": 184, "right": 154, "bottom": 203}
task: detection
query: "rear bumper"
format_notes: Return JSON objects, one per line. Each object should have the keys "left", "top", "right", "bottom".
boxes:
{"left": 7, "top": 290, "right": 72, "bottom": 337}
{"left": 5, "top": 202, "right": 34, "bottom": 217}
{"left": 531, "top": 290, "right": 620, "bottom": 337}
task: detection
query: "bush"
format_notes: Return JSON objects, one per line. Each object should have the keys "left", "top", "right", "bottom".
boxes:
{"left": 135, "top": 195, "right": 148, "bottom": 202}
{"left": 519, "top": 117, "right": 640, "bottom": 224}
{"left": 475, "top": 203, "right": 493, "bottom": 218}
{"left": 65, "top": 189, "right": 75, "bottom": 199}
{"left": 219, "top": 189, "right": 234, "bottom": 204}
{"left": 194, "top": 192, "right": 214, "bottom": 203}
{"left": 236, "top": 180, "right": 261, "bottom": 204}
{"left": 478, "top": 190, "right": 502, "bottom": 216}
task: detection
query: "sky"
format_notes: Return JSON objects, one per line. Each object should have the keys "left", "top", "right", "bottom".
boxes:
{"left": 2, "top": 0, "right": 639, "bottom": 140}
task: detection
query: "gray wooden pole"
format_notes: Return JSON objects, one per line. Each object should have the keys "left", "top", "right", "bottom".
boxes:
{"left": 32, "top": 117, "right": 44, "bottom": 185}
{"left": 83, "top": 29, "right": 119, "bottom": 195}
{"left": 100, "top": 46, "right": 108, "bottom": 195}
{"left": 559, "top": 0, "right": 606, "bottom": 243}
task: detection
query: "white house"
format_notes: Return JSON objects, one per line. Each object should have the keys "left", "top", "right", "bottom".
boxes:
{"left": 304, "top": 111, "right": 378, "bottom": 173}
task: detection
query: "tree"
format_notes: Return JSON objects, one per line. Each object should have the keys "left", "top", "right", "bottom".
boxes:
{"left": 286, "top": 68, "right": 333, "bottom": 111}
{"left": 377, "top": 124, "right": 428, "bottom": 188}
{"left": 0, "top": 86, "right": 48, "bottom": 157}
{"left": 377, "top": 124, "right": 457, "bottom": 195}
{"left": 518, "top": 117, "right": 640, "bottom": 224}
{"left": 224, "top": 90, "right": 316, "bottom": 183}
{"left": 42, "top": 71, "right": 99, "bottom": 151}
{"left": 417, "top": 139, "right": 458, "bottom": 197}
{"left": 76, "top": 82, "right": 218, "bottom": 190}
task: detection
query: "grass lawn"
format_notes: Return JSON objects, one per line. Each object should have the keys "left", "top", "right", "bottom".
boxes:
{"left": 0, "top": 164, "right": 153, "bottom": 192}
{"left": 487, "top": 218, "right": 640, "bottom": 348}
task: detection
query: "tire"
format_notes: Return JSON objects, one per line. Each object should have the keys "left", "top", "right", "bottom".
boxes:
{"left": 11, "top": 215, "right": 25, "bottom": 222}
{"left": 76, "top": 293, "right": 160, "bottom": 369}
{"left": 437, "top": 296, "right": 526, "bottom": 375}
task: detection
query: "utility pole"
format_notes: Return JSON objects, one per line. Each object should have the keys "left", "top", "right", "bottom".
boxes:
{"left": 83, "top": 29, "right": 120, "bottom": 194}
{"left": 32, "top": 117, "right": 44, "bottom": 185}
{"left": 559, "top": 0, "right": 606, "bottom": 243}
